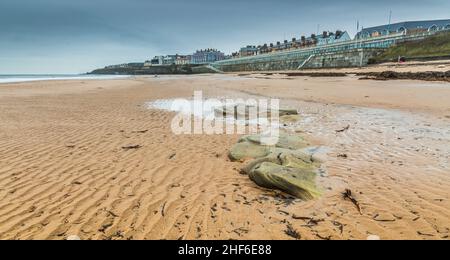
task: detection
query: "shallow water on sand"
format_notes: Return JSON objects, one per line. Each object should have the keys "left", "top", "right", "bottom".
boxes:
{"left": 294, "top": 104, "right": 450, "bottom": 169}
{"left": 146, "top": 98, "right": 281, "bottom": 127}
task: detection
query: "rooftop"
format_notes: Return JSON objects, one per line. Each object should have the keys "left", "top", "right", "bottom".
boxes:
{"left": 359, "top": 19, "right": 450, "bottom": 35}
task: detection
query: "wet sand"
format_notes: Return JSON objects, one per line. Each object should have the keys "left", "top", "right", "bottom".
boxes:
{"left": 0, "top": 75, "right": 449, "bottom": 240}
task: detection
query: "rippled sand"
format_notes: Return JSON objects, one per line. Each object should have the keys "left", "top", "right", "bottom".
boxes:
{"left": 0, "top": 75, "right": 449, "bottom": 240}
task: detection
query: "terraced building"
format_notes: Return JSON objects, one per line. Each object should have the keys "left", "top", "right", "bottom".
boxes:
{"left": 357, "top": 19, "right": 450, "bottom": 39}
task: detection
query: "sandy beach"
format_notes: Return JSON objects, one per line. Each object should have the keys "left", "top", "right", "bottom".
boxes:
{"left": 0, "top": 73, "right": 449, "bottom": 240}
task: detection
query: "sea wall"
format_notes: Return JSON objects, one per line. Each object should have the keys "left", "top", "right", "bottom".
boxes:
{"left": 212, "top": 49, "right": 384, "bottom": 72}
{"left": 191, "top": 65, "right": 220, "bottom": 74}
{"left": 304, "top": 49, "right": 383, "bottom": 69}
{"left": 90, "top": 50, "right": 384, "bottom": 75}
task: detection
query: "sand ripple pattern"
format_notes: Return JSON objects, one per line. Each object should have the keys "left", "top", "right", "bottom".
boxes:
{"left": 0, "top": 77, "right": 449, "bottom": 240}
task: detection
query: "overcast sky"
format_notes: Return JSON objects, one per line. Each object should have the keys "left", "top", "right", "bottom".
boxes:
{"left": 1, "top": 0, "right": 449, "bottom": 74}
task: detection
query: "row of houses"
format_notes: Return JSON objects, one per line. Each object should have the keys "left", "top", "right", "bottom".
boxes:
{"left": 235, "top": 30, "right": 351, "bottom": 58}
{"left": 233, "top": 19, "right": 450, "bottom": 58}
{"left": 145, "top": 49, "right": 226, "bottom": 66}
{"left": 357, "top": 19, "right": 450, "bottom": 39}
{"left": 144, "top": 55, "right": 189, "bottom": 66}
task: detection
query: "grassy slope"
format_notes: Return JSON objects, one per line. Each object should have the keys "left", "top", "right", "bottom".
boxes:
{"left": 374, "top": 32, "right": 450, "bottom": 61}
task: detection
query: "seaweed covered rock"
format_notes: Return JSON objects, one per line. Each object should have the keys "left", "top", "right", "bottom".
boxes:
{"left": 280, "top": 114, "right": 301, "bottom": 123}
{"left": 278, "top": 109, "right": 299, "bottom": 117}
{"left": 239, "top": 133, "right": 309, "bottom": 150}
{"left": 215, "top": 105, "right": 298, "bottom": 120}
{"left": 240, "top": 149, "right": 316, "bottom": 174}
{"left": 229, "top": 133, "right": 322, "bottom": 200}
{"left": 250, "top": 162, "right": 320, "bottom": 200}
{"left": 228, "top": 141, "right": 271, "bottom": 161}
{"left": 229, "top": 133, "right": 309, "bottom": 162}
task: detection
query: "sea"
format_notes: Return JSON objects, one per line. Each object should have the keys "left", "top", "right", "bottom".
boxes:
{"left": 0, "top": 74, "right": 129, "bottom": 84}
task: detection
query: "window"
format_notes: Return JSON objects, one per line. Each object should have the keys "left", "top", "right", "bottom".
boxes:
{"left": 428, "top": 25, "right": 438, "bottom": 32}
{"left": 397, "top": 27, "right": 407, "bottom": 34}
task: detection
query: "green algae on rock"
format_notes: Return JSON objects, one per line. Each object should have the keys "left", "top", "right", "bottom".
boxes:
{"left": 214, "top": 105, "right": 298, "bottom": 120}
{"left": 239, "top": 133, "right": 309, "bottom": 150}
{"left": 280, "top": 114, "right": 302, "bottom": 123}
{"left": 228, "top": 141, "right": 271, "bottom": 161}
{"left": 250, "top": 162, "right": 321, "bottom": 200}
{"left": 229, "top": 133, "right": 322, "bottom": 200}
